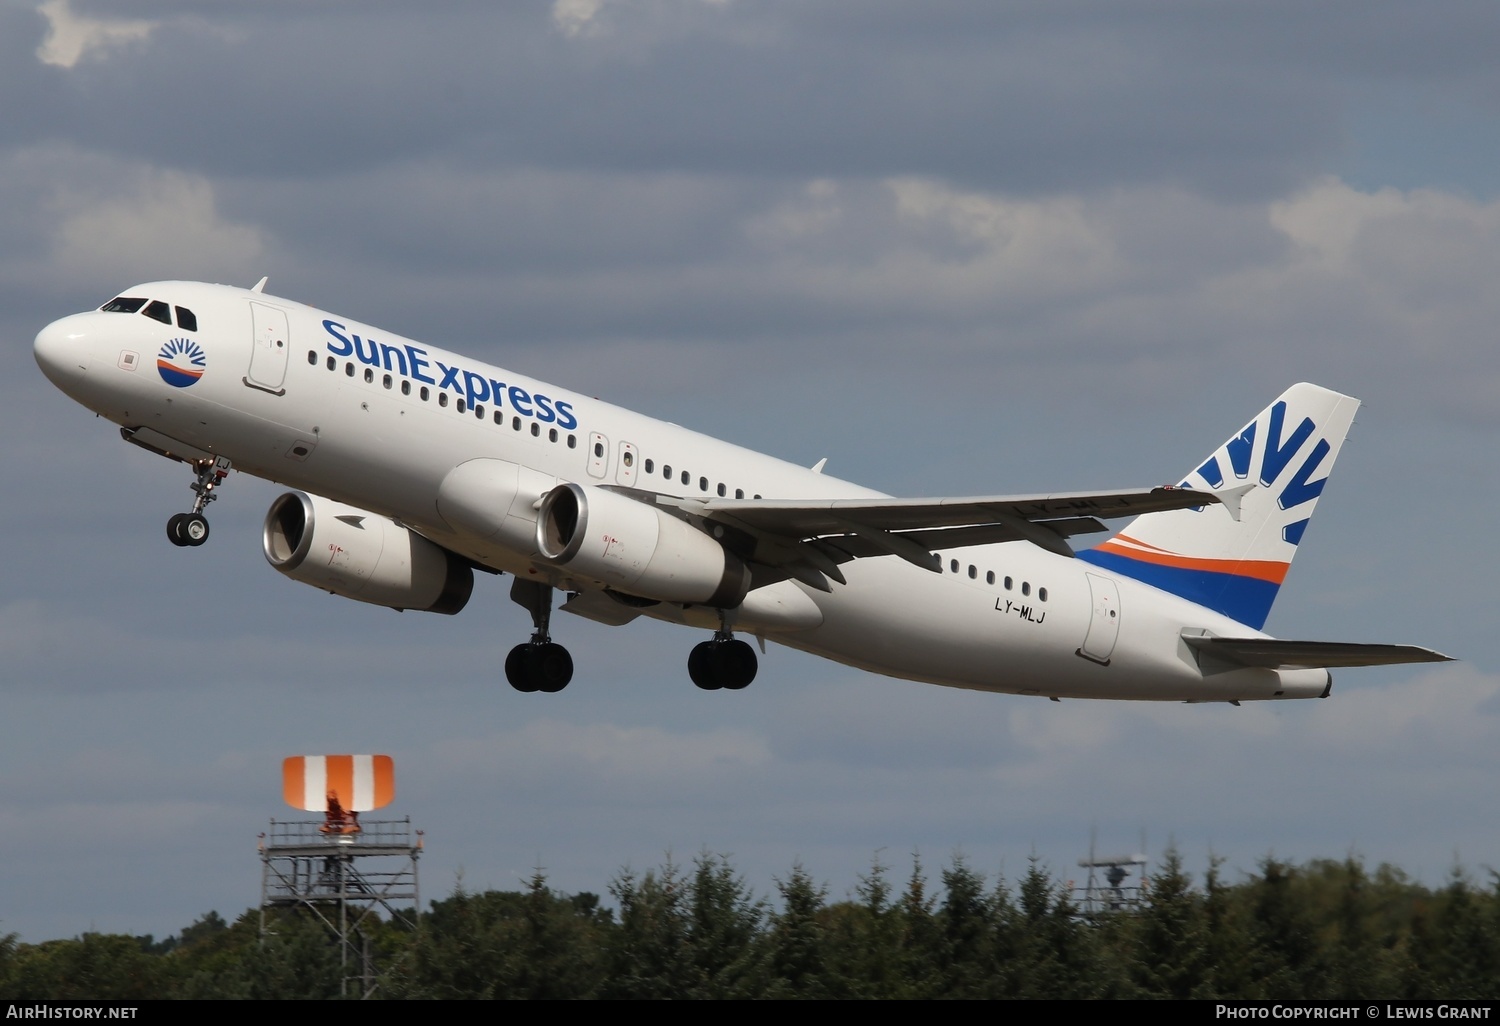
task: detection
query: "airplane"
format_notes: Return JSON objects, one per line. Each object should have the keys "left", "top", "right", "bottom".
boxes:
{"left": 33, "top": 279, "right": 1451, "bottom": 700}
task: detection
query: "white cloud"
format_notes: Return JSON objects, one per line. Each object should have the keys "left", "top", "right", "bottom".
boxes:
{"left": 49, "top": 166, "right": 266, "bottom": 285}
{"left": 35, "top": 0, "right": 154, "bottom": 68}
{"left": 552, "top": 0, "right": 606, "bottom": 37}
{"left": 551, "top": 0, "right": 731, "bottom": 40}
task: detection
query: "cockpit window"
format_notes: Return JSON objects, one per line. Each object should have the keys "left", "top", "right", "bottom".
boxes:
{"left": 101, "top": 297, "right": 147, "bottom": 313}
{"left": 175, "top": 306, "right": 198, "bottom": 332}
{"left": 144, "top": 300, "right": 172, "bottom": 324}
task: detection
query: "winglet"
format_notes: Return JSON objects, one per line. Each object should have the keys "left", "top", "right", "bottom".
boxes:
{"left": 810, "top": 458, "right": 828, "bottom": 474}
{"left": 251, "top": 276, "right": 269, "bottom": 293}
{"left": 1209, "top": 482, "right": 1256, "bottom": 522}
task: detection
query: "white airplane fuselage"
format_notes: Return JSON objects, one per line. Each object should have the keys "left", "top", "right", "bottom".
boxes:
{"left": 33, "top": 280, "right": 1358, "bottom": 702}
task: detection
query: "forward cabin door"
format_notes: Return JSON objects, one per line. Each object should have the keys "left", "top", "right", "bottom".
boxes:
{"left": 246, "top": 302, "right": 290, "bottom": 395}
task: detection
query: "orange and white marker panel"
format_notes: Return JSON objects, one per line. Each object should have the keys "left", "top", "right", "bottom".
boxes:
{"left": 282, "top": 754, "right": 394, "bottom": 812}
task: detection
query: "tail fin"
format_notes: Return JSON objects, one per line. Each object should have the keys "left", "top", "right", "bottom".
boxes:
{"left": 1078, "top": 383, "right": 1360, "bottom": 629}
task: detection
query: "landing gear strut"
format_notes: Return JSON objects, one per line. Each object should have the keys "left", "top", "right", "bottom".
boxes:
{"left": 689, "top": 626, "right": 758, "bottom": 691}
{"left": 505, "top": 577, "right": 574, "bottom": 693}
{"left": 166, "top": 455, "right": 231, "bottom": 547}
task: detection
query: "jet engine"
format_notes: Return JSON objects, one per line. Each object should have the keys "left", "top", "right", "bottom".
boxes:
{"left": 262, "top": 491, "right": 473, "bottom": 614}
{"left": 536, "top": 482, "right": 751, "bottom": 607}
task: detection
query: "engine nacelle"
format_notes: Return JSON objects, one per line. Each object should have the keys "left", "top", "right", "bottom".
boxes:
{"left": 263, "top": 492, "right": 473, "bottom": 614}
{"left": 536, "top": 482, "right": 751, "bottom": 607}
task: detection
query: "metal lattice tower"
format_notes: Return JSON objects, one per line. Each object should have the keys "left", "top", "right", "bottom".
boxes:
{"left": 1073, "top": 829, "right": 1148, "bottom": 918}
{"left": 258, "top": 816, "right": 422, "bottom": 998}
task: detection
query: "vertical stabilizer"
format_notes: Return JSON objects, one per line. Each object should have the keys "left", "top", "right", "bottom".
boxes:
{"left": 1078, "top": 383, "right": 1359, "bottom": 629}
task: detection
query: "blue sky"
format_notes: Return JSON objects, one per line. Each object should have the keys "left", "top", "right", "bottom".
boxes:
{"left": 3, "top": 0, "right": 1498, "bottom": 943}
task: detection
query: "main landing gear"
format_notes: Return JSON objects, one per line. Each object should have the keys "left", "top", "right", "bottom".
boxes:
{"left": 689, "top": 628, "right": 758, "bottom": 691}
{"left": 506, "top": 578, "right": 574, "bottom": 693}
{"left": 166, "top": 456, "right": 231, "bottom": 548}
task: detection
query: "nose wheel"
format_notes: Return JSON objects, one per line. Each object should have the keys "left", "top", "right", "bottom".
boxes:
{"left": 167, "top": 512, "right": 210, "bottom": 547}
{"left": 166, "top": 456, "right": 231, "bottom": 548}
{"left": 689, "top": 634, "right": 758, "bottom": 691}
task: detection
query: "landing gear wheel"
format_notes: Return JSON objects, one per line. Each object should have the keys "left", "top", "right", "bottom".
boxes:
{"left": 166, "top": 513, "right": 189, "bottom": 547}
{"left": 719, "top": 639, "right": 757, "bottom": 690}
{"left": 689, "top": 639, "right": 758, "bottom": 691}
{"left": 534, "top": 643, "right": 574, "bottom": 693}
{"left": 689, "top": 641, "right": 722, "bottom": 690}
{"left": 505, "top": 642, "right": 574, "bottom": 693}
{"left": 179, "top": 513, "right": 210, "bottom": 546}
{"left": 505, "top": 644, "right": 540, "bottom": 692}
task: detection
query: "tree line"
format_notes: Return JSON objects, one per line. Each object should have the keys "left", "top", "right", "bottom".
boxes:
{"left": 3, "top": 850, "right": 1498, "bottom": 999}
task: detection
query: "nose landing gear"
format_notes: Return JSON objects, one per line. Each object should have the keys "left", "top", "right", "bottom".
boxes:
{"left": 166, "top": 455, "right": 231, "bottom": 548}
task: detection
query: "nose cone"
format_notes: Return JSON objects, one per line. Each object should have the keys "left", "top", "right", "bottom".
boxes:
{"left": 34, "top": 314, "right": 90, "bottom": 392}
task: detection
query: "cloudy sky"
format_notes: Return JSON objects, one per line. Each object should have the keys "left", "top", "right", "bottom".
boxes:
{"left": 3, "top": 0, "right": 1499, "bottom": 943}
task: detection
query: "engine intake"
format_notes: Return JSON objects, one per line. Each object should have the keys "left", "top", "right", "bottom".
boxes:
{"left": 263, "top": 492, "right": 473, "bottom": 614}
{"left": 536, "top": 483, "right": 750, "bottom": 607}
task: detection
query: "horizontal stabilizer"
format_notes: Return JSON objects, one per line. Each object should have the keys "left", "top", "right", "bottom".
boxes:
{"left": 1183, "top": 634, "right": 1453, "bottom": 670}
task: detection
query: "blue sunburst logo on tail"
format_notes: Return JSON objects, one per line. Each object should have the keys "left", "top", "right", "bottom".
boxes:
{"left": 157, "top": 337, "right": 205, "bottom": 388}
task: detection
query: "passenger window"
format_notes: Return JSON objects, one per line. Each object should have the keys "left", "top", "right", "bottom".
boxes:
{"left": 549, "top": 428, "right": 558, "bottom": 442}
{"left": 1004, "top": 577, "right": 1013, "bottom": 591}
{"left": 307, "top": 351, "right": 317, "bottom": 365}
{"left": 439, "top": 393, "right": 449, "bottom": 407}
{"left": 699, "top": 477, "right": 708, "bottom": 492}
{"left": 175, "top": 306, "right": 198, "bottom": 332}
{"left": 364, "top": 368, "right": 374, "bottom": 383}
{"left": 420, "top": 386, "right": 430, "bottom": 400}
{"left": 968, "top": 565, "right": 977, "bottom": 579}
{"left": 383, "top": 374, "right": 392, "bottom": 389}
{"left": 1039, "top": 587, "right": 1048, "bottom": 602}
{"left": 663, "top": 465, "right": 672, "bottom": 478}
{"left": 144, "top": 300, "right": 171, "bottom": 324}
{"left": 644, "top": 459, "right": 655, "bottom": 474}
{"left": 494, "top": 410, "right": 503, "bottom": 424}
{"left": 567, "top": 434, "right": 577, "bottom": 448}
{"left": 513, "top": 417, "right": 521, "bottom": 430}
{"left": 456, "top": 397, "right": 466, "bottom": 412}
{"left": 326, "top": 356, "right": 336, "bottom": 371}
{"left": 735, "top": 489, "right": 744, "bottom": 499}
{"left": 345, "top": 363, "right": 355, "bottom": 377}
{"left": 475, "top": 404, "right": 484, "bottom": 419}
{"left": 986, "top": 571, "right": 995, "bottom": 585}
{"left": 717, "top": 483, "right": 726, "bottom": 497}
{"left": 949, "top": 559, "right": 959, "bottom": 573}
{"left": 1021, "top": 582, "right": 1031, "bottom": 597}
{"left": 402, "top": 380, "right": 412, "bottom": 396}
{"left": 681, "top": 471, "right": 689, "bottom": 486}
{"left": 101, "top": 297, "right": 147, "bottom": 313}
{"left": 531, "top": 422, "right": 540, "bottom": 437}
{"left": 594, "top": 442, "right": 604, "bottom": 457}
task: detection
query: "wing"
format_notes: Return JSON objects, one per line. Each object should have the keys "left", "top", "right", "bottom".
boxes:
{"left": 651, "top": 486, "right": 1219, "bottom": 591}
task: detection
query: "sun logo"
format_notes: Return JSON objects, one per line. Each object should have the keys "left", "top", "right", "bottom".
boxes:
{"left": 157, "top": 337, "right": 206, "bottom": 388}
